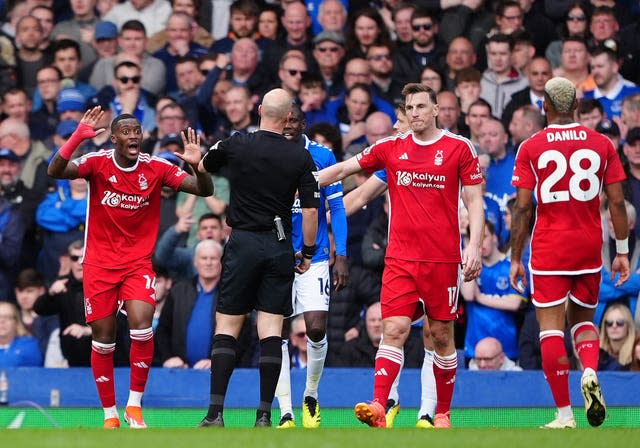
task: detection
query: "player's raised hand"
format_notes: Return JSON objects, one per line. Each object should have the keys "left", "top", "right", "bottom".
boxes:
{"left": 177, "top": 127, "right": 202, "bottom": 166}
{"left": 77, "top": 106, "right": 106, "bottom": 138}
{"left": 509, "top": 260, "right": 527, "bottom": 294}
{"left": 611, "top": 254, "right": 630, "bottom": 287}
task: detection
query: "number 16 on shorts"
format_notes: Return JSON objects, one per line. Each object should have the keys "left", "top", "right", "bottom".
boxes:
{"left": 292, "top": 261, "right": 330, "bottom": 314}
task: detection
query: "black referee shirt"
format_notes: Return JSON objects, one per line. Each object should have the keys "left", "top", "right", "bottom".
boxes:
{"left": 202, "top": 130, "right": 319, "bottom": 233}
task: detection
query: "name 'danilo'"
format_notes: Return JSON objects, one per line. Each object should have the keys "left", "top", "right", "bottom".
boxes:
{"left": 546, "top": 129, "right": 587, "bottom": 142}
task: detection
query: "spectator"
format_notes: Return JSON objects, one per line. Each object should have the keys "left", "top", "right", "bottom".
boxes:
{"left": 520, "top": 0, "right": 557, "bottom": 55}
{"left": 142, "top": 102, "right": 188, "bottom": 155}
{"left": 394, "top": 8, "right": 446, "bottom": 86}
{"left": 316, "top": 0, "right": 347, "bottom": 35}
{"left": 50, "top": 39, "right": 97, "bottom": 104}
{"left": 90, "top": 20, "right": 167, "bottom": 97}
{"left": 367, "top": 43, "right": 403, "bottom": 107}
{"left": 583, "top": 45, "right": 640, "bottom": 121}
{"left": 151, "top": 264, "right": 172, "bottom": 331}
{"left": 595, "top": 119, "right": 621, "bottom": 149}
{"left": 146, "top": 0, "right": 213, "bottom": 53}
{"left": 14, "top": 15, "right": 51, "bottom": 98}
{"left": 210, "top": 0, "right": 268, "bottom": 56}
{"left": 103, "top": 0, "right": 172, "bottom": 37}
{"left": 310, "top": 31, "right": 346, "bottom": 100}
{"left": 345, "top": 7, "right": 392, "bottom": 62}
{"left": 437, "top": 91, "right": 461, "bottom": 134}
{"left": 577, "top": 99, "right": 604, "bottom": 130}
{"left": 172, "top": 56, "right": 205, "bottom": 127}
{"left": 631, "top": 334, "right": 640, "bottom": 371}
{"left": 623, "top": 128, "right": 640, "bottom": 238}
{"left": 155, "top": 239, "right": 255, "bottom": 368}
{"left": 468, "top": 337, "right": 523, "bottom": 371}
{"left": 545, "top": 4, "right": 591, "bottom": 69}
{"left": 480, "top": 33, "right": 529, "bottom": 120}
{"left": 152, "top": 12, "right": 208, "bottom": 95}
{"left": 461, "top": 220, "right": 526, "bottom": 362}
{"left": 599, "top": 303, "right": 636, "bottom": 370}
{"left": 288, "top": 315, "right": 308, "bottom": 369}
{"left": 454, "top": 69, "right": 483, "bottom": 134}
{"left": 29, "top": 4, "right": 54, "bottom": 54}
{"left": 390, "top": 3, "right": 415, "bottom": 48}
{"left": 337, "top": 83, "right": 376, "bottom": 149}
{"left": 587, "top": 6, "right": 620, "bottom": 53}
{"left": 511, "top": 30, "right": 536, "bottom": 77}
{"left": 465, "top": 99, "right": 492, "bottom": 149}
{"left": 554, "top": 37, "right": 595, "bottom": 94}
{"left": 30, "top": 66, "right": 62, "bottom": 142}
{"left": 108, "top": 61, "right": 156, "bottom": 132}
{"left": 77, "top": 21, "right": 118, "bottom": 83}
{"left": 478, "top": 118, "right": 516, "bottom": 207}
{"left": 419, "top": 65, "right": 445, "bottom": 94}
{"left": 308, "top": 121, "right": 343, "bottom": 160}
{"left": 438, "top": 0, "right": 493, "bottom": 50}
{"left": 258, "top": 5, "right": 281, "bottom": 41}
{"left": 443, "top": 36, "right": 477, "bottom": 92}
{"left": 277, "top": 52, "right": 308, "bottom": 99}
{"left": 508, "top": 105, "right": 544, "bottom": 148}
{"left": 619, "top": 93, "right": 640, "bottom": 142}
{"left": 299, "top": 73, "right": 332, "bottom": 128}
{"left": 0, "top": 301, "right": 42, "bottom": 367}
{"left": 50, "top": 0, "right": 99, "bottom": 67}
{"left": 154, "top": 213, "right": 225, "bottom": 281}
{"left": 502, "top": 57, "right": 551, "bottom": 129}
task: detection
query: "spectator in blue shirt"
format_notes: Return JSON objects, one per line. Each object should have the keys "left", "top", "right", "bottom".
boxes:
{"left": 0, "top": 301, "right": 42, "bottom": 367}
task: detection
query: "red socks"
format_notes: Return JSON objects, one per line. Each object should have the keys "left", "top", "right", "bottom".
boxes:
{"left": 129, "top": 328, "right": 154, "bottom": 393}
{"left": 572, "top": 321, "right": 600, "bottom": 371}
{"left": 91, "top": 341, "right": 116, "bottom": 408}
{"left": 540, "top": 330, "right": 571, "bottom": 408}
{"left": 433, "top": 352, "right": 457, "bottom": 415}
{"left": 373, "top": 345, "right": 403, "bottom": 405}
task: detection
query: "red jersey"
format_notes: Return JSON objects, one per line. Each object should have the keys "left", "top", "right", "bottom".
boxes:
{"left": 512, "top": 123, "right": 626, "bottom": 274}
{"left": 74, "top": 149, "right": 188, "bottom": 269}
{"left": 357, "top": 130, "right": 482, "bottom": 262}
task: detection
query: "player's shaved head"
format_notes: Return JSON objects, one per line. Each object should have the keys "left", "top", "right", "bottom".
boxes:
{"left": 111, "top": 113, "right": 139, "bottom": 133}
{"left": 544, "top": 77, "right": 576, "bottom": 115}
{"left": 261, "top": 88, "right": 293, "bottom": 121}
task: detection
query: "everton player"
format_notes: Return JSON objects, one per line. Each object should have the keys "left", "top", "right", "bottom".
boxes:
{"left": 319, "top": 83, "right": 485, "bottom": 428}
{"left": 510, "top": 77, "right": 630, "bottom": 428}
{"left": 48, "top": 106, "right": 213, "bottom": 428}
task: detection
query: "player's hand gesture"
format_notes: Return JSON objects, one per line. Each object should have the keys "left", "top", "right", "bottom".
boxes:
{"left": 611, "top": 254, "right": 630, "bottom": 287}
{"left": 177, "top": 127, "right": 202, "bottom": 166}
{"left": 76, "top": 106, "right": 106, "bottom": 139}
{"left": 509, "top": 260, "right": 527, "bottom": 294}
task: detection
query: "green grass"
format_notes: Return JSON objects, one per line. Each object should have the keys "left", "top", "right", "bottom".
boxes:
{"left": 0, "top": 428, "right": 639, "bottom": 448}
{"left": 2, "top": 407, "right": 640, "bottom": 429}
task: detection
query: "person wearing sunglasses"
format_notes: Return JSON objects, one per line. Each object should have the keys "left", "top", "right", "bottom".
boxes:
{"left": 544, "top": 4, "right": 590, "bottom": 69}
{"left": 599, "top": 303, "right": 636, "bottom": 370}
{"left": 109, "top": 61, "right": 156, "bottom": 134}
{"left": 277, "top": 53, "right": 308, "bottom": 99}
{"left": 394, "top": 7, "right": 446, "bottom": 87}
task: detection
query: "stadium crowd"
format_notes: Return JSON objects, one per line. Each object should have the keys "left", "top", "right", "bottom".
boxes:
{"left": 2, "top": 0, "right": 640, "bottom": 377}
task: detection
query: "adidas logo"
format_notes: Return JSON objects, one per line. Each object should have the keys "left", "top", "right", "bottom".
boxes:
{"left": 95, "top": 376, "right": 110, "bottom": 383}
{"left": 108, "top": 175, "right": 118, "bottom": 183}
{"left": 374, "top": 368, "right": 388, "bottom": 376}
{"left": 398, "top": 153, "right": 409, "bottom": 160}
{"left": 133, "top": 362, "right": 149, "bottom": 369}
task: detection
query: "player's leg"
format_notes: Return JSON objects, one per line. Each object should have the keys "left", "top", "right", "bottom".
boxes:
{"left": 124, "top": 299, "right": 155, "bottom": 429}
{"left": 422, "top": 262, "right": 459, "bottom": 428}
{"left": 567, "top": 273, "right": 605, "bottom": 427}
{"left": 301, "top": 310, "right": 328, "bottom": 428}
{"left": 275, "top": 317, "right": 294, "bottom": 428}
{"left": 416, "top": 320, "right": 437, "bottom": 428}
{"left": 201, "top": 312, "right": 246, "bottom": 427}
{"left": 90, "top": 315, "right": 119, "bottom": 428}
{"left": 532, "top": 274, "right": 575, "bottom": 428}
{"left": 385, "top": 339, "right": 402, "bottom": 428}
{"left": 84, "top": 264, "right": 120, "bottom": 428}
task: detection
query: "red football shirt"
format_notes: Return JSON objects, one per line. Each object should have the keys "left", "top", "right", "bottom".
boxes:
{"left": 512, "top": 123, "right": 626, "bottom": 274}
{"left": 74, "top": 150, "right": 188, "bottom": 269}
{"left": 357, "top": 130, "right": 482, "bottom": 262}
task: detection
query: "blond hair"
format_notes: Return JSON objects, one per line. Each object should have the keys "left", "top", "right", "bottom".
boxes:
{"left": 544, "top": 77, "right": 576, "bottom": 114}
{"left": 600, "top": 303, "right": 636, "bottom": 366}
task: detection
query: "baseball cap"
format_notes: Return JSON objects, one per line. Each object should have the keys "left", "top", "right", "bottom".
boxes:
{"left": 159, "top": 133, "right": 183, "bottom": 149}
{"left": 313, "top": 31, "right": 345, "bottom": 47}
{"left": 57, "top": 88, "right": 86, "bottom": 113}
{"left": 626, "top": 127, "right": 640, "bottom": 145}
{"left": 95, "top": 21, "right": 118, "bottom": 40}
{"left": 0, "top": 148, "right": 19, "bottom": 162}
{"left": 595, "top": 119, "right": 620, "bottom": 137}
{"left": 56, "top": 120, "right": 79, "bottom": 138}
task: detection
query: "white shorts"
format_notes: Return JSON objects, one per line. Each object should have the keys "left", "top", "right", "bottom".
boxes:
{"left": 291, "top": 260, "right": 330, "bottom": 316}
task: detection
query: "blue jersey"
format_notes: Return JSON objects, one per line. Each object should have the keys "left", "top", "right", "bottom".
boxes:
{"left": 583, "top": 80, "right": 640, "bottom": 119}
{"left": 373, "top": 169, "right": 387, "bottom": 183}
{"left": 464, "top": 257, "right": 525, "bottom": 360}
{"left": 292, "top": 135, "right": 347, "bottom": 262}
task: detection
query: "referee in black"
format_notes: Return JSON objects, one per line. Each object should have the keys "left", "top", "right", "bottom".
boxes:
{"left": 197, "top": 88, "right": 320, "bottom": 428}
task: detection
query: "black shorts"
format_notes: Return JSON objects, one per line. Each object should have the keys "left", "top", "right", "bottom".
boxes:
{"left": 217, "top": 229, "right": 295, "bottom": 316}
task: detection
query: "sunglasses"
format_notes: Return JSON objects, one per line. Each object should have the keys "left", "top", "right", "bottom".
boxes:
{"left": 605, "top": 319, "right": 627, "bottom": 328}
{"left": 412, "top": 23, "right": 433, "bottom": 32}
{"left": 118, "top": 76, "right": 141, "bottom": 84}
{"left": 69, "top": 255, "right": 82, "bottom": 262}
{"left": 567, "top": 15, "right": 586, "bottom": 22}
{"left": 369, "top": 54, "right": 391, "bottom": 61}
{"left": 286, "top": 69, "right": 307, "bottom": 77}
{"left": 200, "top": 69, "right": 210, "bottom": 76}
{"left": 317, "top": 46, "right": 340, "bottom": 53}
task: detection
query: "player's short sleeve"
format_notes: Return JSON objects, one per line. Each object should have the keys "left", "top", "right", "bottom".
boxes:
{"left": 373, "top": 169, "right": 387, "bottom": 184}
{"left": 356, "top": 140, "right": 388, "bottom": 172}
{"left": 459, "top": 140, "right": 483, "bottom": 186}
{"left": 161, "top": 161, "right": 190, "bottom": 190}
{"left": 73, "top": 153, "right": 96, "bottom": 178}
{"left": 603, "top": 138, "right": 627, "bottom": 185}
{"left": 202, "top": 138, "right": 229, "bottom": 173}
{"left": 512, "top": 140, "right": 536, "bottom": 189}
{"left": 299, "top": 151, "right": 320, "bottom": 209}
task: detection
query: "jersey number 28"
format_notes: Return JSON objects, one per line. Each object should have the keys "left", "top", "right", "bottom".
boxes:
{"left": 538, "top": 149, "right": 600, "bottom": 203}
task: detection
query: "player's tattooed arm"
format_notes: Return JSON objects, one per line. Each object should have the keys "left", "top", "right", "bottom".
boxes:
{"left": 509, "top": 187, "right": 533, "bottom": 293}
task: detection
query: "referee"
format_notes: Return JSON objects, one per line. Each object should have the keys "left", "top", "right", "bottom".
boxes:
{"left": 197, "top": 88, "right": 320, "bottom": 428}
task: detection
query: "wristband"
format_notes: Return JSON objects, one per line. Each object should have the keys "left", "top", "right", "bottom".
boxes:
{"left": 616, "top": 238, "right": 629, "bottom": 254}
{"left": 302, "top": 244, "right": 316, "bottom": 259}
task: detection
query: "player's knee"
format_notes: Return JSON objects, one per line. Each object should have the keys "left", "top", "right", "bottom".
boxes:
{"left": 383, "top": 321, "right": 410, "bottom": 343}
